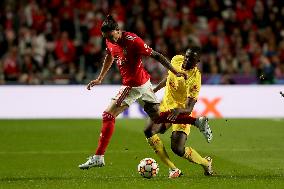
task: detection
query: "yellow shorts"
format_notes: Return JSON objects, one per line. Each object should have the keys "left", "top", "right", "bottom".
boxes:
{"left": 160, "top": 103, "right": 192, "bottom": 135}
{"left": 172, "top": 124, "right": 191, "bottom": 135}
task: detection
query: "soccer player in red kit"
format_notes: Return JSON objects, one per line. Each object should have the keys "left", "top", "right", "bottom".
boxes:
{"left": 79, "top": 15, "right": 203, "bottom": 169}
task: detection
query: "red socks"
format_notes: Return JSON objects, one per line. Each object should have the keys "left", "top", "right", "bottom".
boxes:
{"left": 154, "top": 111, "right": 196, "bottom": 125}
{"left": 95, "top": 111, "right": 115, "bottom": 155}
{"left": 94, "top": 110, "right": 194, "bottom": 155}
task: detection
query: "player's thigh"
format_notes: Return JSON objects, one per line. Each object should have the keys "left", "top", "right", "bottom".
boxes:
{"left": 105, "top": 100, "right": 129, "bottom": 117}
{"left": 139, "top": 92, "right": 160, "bottom": 119}
{"left": 112, "top": 86, "right": 138, "bottom": 106}
{"left": 171, "top": 131, "right": 188, "bottom": 148}
{"left": 144, "top": 118, "right": 160, "bottom": 137}
{"left": 159, "top": 123, "right": 172, "bottom": 134}
{"left": 172, "top": 124, "right": 191, "bottom": 136}
{"left": 109, "top": 86, "right": 142, "bottom": 116}
{"left": 137, "top": 80, "right": 159, "bottom": 104}
{"left": 143, "top": 102, "right": 160, "bottom": 120}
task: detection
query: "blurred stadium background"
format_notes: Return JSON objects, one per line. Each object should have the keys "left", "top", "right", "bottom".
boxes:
{"left": 0, "top": 0, "right": 284, "bottom": 189}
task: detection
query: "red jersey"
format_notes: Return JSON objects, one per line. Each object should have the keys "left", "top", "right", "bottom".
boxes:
{"left": 106, "top": 32, "right": 153, "bottom": 87}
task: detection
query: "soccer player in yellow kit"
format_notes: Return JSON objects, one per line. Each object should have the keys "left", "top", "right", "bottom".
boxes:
{"left": 144, "top": 47, "right": 213, "bottom": 178}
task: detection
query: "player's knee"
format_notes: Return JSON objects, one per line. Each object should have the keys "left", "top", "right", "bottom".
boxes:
{"left": 144, "top": 126, "right": 153, "bottom": 138}
{"left": 159, "top": 124, "right": 167, "bottom": 134}
{"left": 143, "top": 103, "right": 160, "bottom": 120}
{"left": 102, "top": 111, "right": 115, "bottom": 121}
{"left": 171, "top": 144, "right": 185, "bottom": 157}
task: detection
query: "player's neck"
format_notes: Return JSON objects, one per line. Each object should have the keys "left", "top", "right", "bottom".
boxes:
{"left": 116, "top": 31, "right": 123, "bottom": 44}
{"left": 182, "top": 65, "right": 196, "bottom": 71}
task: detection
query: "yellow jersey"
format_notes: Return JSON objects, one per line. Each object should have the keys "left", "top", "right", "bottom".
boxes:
{"left": 160, "top": 55, "right": 201, "bottom": 112}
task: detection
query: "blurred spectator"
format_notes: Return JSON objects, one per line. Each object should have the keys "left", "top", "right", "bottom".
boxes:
{"left": 257, "top": 56, "right": 275, "bottom": 84}
{"left": 58, "top": 0, "right": 76, "bottom": 39}
{"left": 3, "top": 46, "right": 20, "bottom": 82}
{"left": 83, "top": 37, "right": 103, "bottom": 74}
{"left": 0, "top": 60, "right": 5, "bottom": 84}
{"left": 54, "top": 31, "right": 76, "bottom": 74}
{"left": 18, "top": 53, "right": 41, "bottom": 84}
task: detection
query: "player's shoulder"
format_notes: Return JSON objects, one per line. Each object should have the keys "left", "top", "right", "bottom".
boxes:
{"left": 190, "top": 67, "right": 201, "bottom": 77}
{"left": 171, "top": 55, "right": 184, "bottom": 68}
{"left": 123, "top": 31, "right": 139, "bottom": 41}
{"left": 105, "top": 39, "right": 113, "bottom": 47}
{"left": 195, "top": 67, "right": 201, "bottom": 76}
{"left": 171, "top": 55, "right": 184, "bottom": 63}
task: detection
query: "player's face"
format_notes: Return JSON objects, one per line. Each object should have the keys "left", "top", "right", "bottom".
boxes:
{"left": 102, "top": 30, "right": 121, "bottom": 43}
{"left": 182, "top": 49, "right": 200, "bottom": 70}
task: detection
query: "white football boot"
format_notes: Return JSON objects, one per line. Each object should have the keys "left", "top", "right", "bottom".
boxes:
{"left": 168, "top": 168, "right": 183, "bottom": 178}
{"left": 78, "top": 155, "right": 105, "bottom": 169}
{"left": 195, "top": 116, "right": 213, "bottom": 143}
{"left": 202, "top": 156, "right": 214, "bottom": 176}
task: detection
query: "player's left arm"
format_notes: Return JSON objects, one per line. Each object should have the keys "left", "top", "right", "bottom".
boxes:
{"left": 150, "top": 50, "right": 187, "bottom": 79}
{"left": 167, "top": 97, "right": 197, "bottom": 121}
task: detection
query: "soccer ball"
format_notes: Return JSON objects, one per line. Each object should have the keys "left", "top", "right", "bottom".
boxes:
{"left": 137, "top": 158, "right": 159, "bottom": 179}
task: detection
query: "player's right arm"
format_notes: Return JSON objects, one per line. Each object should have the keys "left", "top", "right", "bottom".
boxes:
{"left": 133, "top": 36, "right": 187, "bottom": 79}
{"left": 167, "top": 97, "right": 197, "bottom": 121}
{"left": 87, "top": 53, "right": 114, "bottom": 90}
{"left": 167, "top": 75, "right": 201, "bottom": 121}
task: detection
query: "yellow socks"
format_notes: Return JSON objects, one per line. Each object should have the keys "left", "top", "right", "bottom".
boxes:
{"left": 147, "top": 135, "right": 209, "bottom": 169}
{"left": 147, "top": 134, "right": 176, "bottom": 169}
{"left": 183, "top": 147, "right": 209, "bottom": 166}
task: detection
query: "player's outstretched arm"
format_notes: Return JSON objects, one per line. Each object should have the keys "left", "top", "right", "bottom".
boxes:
{"left": 87, "top": 53, "right": 114, "bottom": 90}
{"left": 153, "top": 77, "right": 167, "bottom": 93}
{"left": 150, "top": 50, "right": 187, "bottom": 79}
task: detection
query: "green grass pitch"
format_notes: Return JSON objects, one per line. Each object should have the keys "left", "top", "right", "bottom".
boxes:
{"left": 0, "top": 119, "right": 284, "bottom": 189}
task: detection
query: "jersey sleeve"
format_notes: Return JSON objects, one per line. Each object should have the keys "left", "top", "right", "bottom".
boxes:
{"left": 187, "top": 73, "right": 201, "bottom": 100}
{"left": 106, "top": 47, "right": 111, "bottom": 55}
{"left": 105, "top": 40, "right": 112, "bottom": 55}
{"left": 133, "top": 37, "right": 153, "bottom": 56}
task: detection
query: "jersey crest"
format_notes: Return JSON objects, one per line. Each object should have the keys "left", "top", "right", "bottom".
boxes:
{"left": 125, "top": 35, "right": 137, "bottom": 41}
{"left": 169, "top": 79, "right": 178, "bottom": 90}
{"left": 190, "top": 85, "right": 198, "bottom": 93}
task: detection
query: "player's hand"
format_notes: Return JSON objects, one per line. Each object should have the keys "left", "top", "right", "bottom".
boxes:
{"left": 167, "top": 108, "right": 182, "bottom": 121}
{"left": 86, "top": 79, "right": 102, "bottom": 90}
{"left": 175, "top": 72, "right": 188, "bottom": 80}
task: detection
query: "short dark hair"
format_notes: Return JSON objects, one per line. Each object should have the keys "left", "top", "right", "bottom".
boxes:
{"left": 189, "top": 46, "right": 201, "bottom": 55}
{"left": 101, "top": 15, "right": 119, "bottom": 33}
